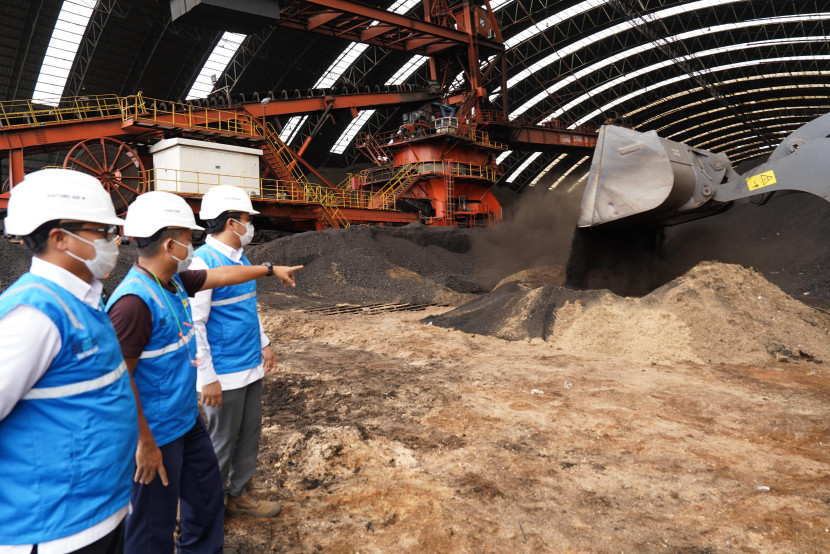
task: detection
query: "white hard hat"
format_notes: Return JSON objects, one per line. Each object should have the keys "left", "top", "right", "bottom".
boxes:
{"left": 199, "top": 185, "right": 259, "bottom": 220}
{"left": 123, "top": 191, "right": 204, "bottom": 238}
{"left": 4, "top": 168, "right": 124, "bottom": 236}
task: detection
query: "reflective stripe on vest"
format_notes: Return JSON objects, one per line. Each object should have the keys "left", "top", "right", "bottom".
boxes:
{"left": 2, "top": 282, "right": 84, "bottom": 329}
{"left": 23, "top": 361, "right": 127, "bottom": 400}
{"left": 139, "top": 327, "right": 195, "bottom": 359}
{"left": 200, "top": 248, "right": 222, "bottom": 264}
{"left": 118, "top": 277, "right": 164, "bottom": 308}
{"left": 210, "top": 290, "right": 256, "bottom": 307}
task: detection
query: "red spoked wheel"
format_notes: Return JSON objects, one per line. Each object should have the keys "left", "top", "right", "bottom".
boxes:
{"left": 63, "top": 137, "right": 148, "bottom": 216}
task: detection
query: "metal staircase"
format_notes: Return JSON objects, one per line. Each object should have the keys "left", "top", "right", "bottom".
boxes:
{"left": 369, "top": 164, "right": 419, "bottom": 210}
{"left": 316, "top": 204, "right": 351, "bottom": 228}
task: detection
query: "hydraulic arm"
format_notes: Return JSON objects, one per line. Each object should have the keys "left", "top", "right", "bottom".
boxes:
{"left": 578, "top": 112, "right": 830, "bottom": 228}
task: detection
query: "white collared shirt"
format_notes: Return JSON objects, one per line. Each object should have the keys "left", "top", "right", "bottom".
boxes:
{"left": 189, "top": 234, "right": 269, "bottom": 392}
{"left": 0, "top": 257, "right": 128, "bottom": 553}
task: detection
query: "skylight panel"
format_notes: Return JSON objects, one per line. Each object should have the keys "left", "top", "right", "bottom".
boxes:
{"left": 314, "top": 43, "right": 371, "bottom": 88}
{"left": 317, "top": 0, "right": 421, "bottom": 91}
{"left": 528, "top": 153, "right": 567, "bottom": 186}
{"left": 187, "top": 32, "right": 246, "bottom": 100}
{"left": 662, "top": 94, "right": 829, "bottom": 137}
{"left": 541, "top": 39, "right": 828, "bottom": 124}
{"left": 388, "top": 0, "right": 421, "bottom": 13}
{"left": 331, "top": 110, "right": 376, "bottom": 154}
{"left": 550, "top": 156, "right": 590, "bottom": 190}
{"left": 504, "top": 0, "right": 606, "bottom": 49}
{"left": 496, "top": 150, "right": 513, "bottom": 164}
{"left": 388, "top": 56, "right": 429, "bottom": 85}
{"left": 489, "top": 0, "right": 514, "bottom": 10}
{"left": 280, "top": 115, "right": 309, "bottom": 145}
{"left": 572, "top": 55, "right": 830, "bottom": 127}
{"left": 32, "top": 0, "right": 96, "bottom": 105}
{"left": 505, "top": 152, "right": 542, "bottom": 183}
{"left": 632, "top": 73, "right": 830, "bottom": 123}
{"left": 495, "top": 0, "right": 747, "bottom": 105}
{"left": 566, "top": 170, "right": 590, "bottom": 194}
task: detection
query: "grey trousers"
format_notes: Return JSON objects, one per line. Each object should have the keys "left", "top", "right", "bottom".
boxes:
{"left": 203, "top": 378, "right": 263, "bottom": 498}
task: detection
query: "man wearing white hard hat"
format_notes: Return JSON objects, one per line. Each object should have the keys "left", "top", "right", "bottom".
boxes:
{"left": 105, "top": 191, "right": 300, "bottom": 553}
{"left": 0, "top": 168, "right": 137, "bottom": 553}
{"left": 190, "top": 185, "right": 280, "bottom": 518}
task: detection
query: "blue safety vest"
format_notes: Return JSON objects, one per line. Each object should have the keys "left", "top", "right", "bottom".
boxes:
{"left": 106, "top": 267, "right": 198, "bottom": 447}
{"left": 193, "top": 244, "right": 261, "bottom": 374}
{"left": 0, "top": 273, "right": 137, "bottom": 545}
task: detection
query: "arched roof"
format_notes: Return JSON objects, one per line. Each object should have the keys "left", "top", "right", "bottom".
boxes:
{"left": 1, "top": 0, "right": 828, "bottom": 193}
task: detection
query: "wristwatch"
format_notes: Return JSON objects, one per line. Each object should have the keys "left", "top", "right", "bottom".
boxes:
{"left": 262, "top": 262, "right": 274, "bottom": 276}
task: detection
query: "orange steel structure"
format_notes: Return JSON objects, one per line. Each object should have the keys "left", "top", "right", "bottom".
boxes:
{"left": 0, "top": 0, "right": 599, "bottom": 230}
{"left": 354, "top": 118, "right": 505, "bottom": 226}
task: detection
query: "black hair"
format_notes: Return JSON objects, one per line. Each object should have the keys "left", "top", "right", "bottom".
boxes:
{"left": 135, "top": 228, "right": 187, "bottom": 257}
{"left": 22, "top": 220, "right": 61, "bottom": 254}
{"left": 201, "top": 211, "right": 243, "bottom": 235}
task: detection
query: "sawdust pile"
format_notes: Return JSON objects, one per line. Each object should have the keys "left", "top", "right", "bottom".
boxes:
{"left": 493, "top": 264, "right": 565, "bottom": 290}
{"left": 429, "top": 261, "right": 830, "bottom": 366}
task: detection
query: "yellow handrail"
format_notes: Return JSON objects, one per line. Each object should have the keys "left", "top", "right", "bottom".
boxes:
{"left": 318, "top": 204, "right": 351, "bottom": 228}
{"left": 146, "top": 167, "right": 384, "bottom": 211}
{"left": 120, "top": 93, "right": 260, "bottom": 137}
{"left": 371, "top": 164, "right": 419, "bottom": 210}
{"left": 0, "top": 94, "right": 123, "bottom": 129}
{"left": 360, "top": 160, "right": 497, "bottom": 186}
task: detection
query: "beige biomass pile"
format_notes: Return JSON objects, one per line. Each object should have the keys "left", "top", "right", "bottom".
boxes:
{"left": 549, "top": 261, "right": 830, "bottom": 365}
{"left": 429, "top": 261, "right": 830, "bottom": 366}
{"left": 492, "top": 264, "right": 565, "bottom": 290}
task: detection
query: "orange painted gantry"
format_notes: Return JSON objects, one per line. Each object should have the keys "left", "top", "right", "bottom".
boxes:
{"left": 0, "top": 91, "right": 597, "bottom": 230}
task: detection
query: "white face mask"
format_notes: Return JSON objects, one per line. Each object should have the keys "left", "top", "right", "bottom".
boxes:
{"left": 170, "top": 239, "right": 194, "bottom": 273}
{"left": 231, "top": 218, "right": 255, "bottom": 247}
{"left": 62, "top": 230, "right": 120, "bottom": 280}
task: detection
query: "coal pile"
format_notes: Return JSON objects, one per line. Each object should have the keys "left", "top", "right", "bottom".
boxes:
{"left": 1, "top": 223, "right": 491, "bottom": 307}
{"left": 0, "top": 237, "right": 31, "bottom": 291}
{"left": 564, "top": 192, "right": 830, "bottom": 308}
{"left": 423, "top": 281, "right": 606, "bottom": 341}
{"left": 246, "top": 223, "right": 486, "bottom": 308}
{"left": 0, "top": 232, "right": 138, "bottom": 300}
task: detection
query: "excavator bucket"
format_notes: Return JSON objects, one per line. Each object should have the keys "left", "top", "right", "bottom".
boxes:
{"left": 578, "top": 125, "right": 730, "bottom": 228}
{"left": 579, "top": 112, "right": 830, "bottom": 229}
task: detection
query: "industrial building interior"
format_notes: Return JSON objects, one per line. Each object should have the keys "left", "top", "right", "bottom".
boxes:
{"left": 3, "top": 1, "right": 828, "bottom": 226}
{"left": 2, "top": 1, "right": 830, "bottom": 552}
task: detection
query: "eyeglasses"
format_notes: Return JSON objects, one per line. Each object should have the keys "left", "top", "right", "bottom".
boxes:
{"left": 61, "top": 224, "right": 119, "bottom": 241}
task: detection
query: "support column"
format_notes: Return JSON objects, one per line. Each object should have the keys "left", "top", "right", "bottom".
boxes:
{"left": 9, "top": 149, "right": 24, "bottom": 186}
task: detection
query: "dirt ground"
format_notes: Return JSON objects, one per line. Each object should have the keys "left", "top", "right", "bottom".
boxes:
{"left": 223, "top": 300, "right": 830, "bottom": 553}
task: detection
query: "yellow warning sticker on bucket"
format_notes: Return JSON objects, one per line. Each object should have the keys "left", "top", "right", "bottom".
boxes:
{"left": 746, "top": 170, "right": 776, "bottom": 191}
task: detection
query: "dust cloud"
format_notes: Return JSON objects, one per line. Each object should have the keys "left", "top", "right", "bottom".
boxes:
{"left": 472, "top": 185, "right": 583, "bottom": 288}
